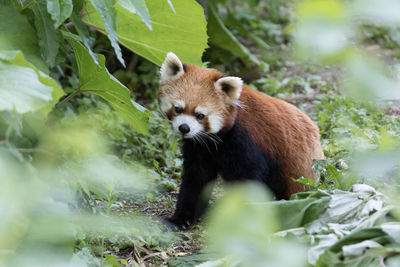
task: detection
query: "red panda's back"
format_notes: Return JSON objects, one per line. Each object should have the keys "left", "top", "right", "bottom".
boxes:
{"left": 236, "top": 85, "right": 324, "bottom": 197}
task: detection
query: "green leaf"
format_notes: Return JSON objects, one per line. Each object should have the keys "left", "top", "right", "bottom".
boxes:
{"left": 0, "top": 2, "right": 47, "bottom": 72}
{"left": 271, "top": 196, "right": 330, "bottom": 230}
{"left": 31, "top": 0, "right": 60, "bottom": 67}
{"left": 342, "top": 240, "right": 382, "bottom": 257}
{"left": 207, "top": 2, "right": 260, "bottom": 66}
{"left": 104, "top": 255, "right": 121, "bottom": 267}
{"left": 88, "top": 0, "right": 125, "bottom": 67}
{"left": 118, "top": 0, "right": 152, "bottom": 30}
{"left": 0, "top": 51, "right": 64, "bottom": 114}
{"left": 67, "top": 38, "right": 149, "bottom": 134}
{"left": 70, "top": 12, "right": 98, "bottom": 65}
{"left": 47, "top": 0, "right": 74, "bottom": 28}
{"left": 166, "top": 0, "right": 175, "bottom": 13}
{"left": 386, "top": 255, "right": 400, "bottom": 267}
{"left": 167, "top": 251, "right": 220, "bottom": 267}
{"left": 83, "top": 0, "right": 207, "bottom": 66}
{"left": 381, "top": 223, "right": 400, "bottom": 243}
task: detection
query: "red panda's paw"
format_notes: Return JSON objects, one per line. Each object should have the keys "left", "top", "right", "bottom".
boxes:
{"left": 163, "top": 217, "right": 192, "bottom": 231}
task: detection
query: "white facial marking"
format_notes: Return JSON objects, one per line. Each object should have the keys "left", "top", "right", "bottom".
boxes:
{"left": 159, "top": 96, "right": 172, "bottom": 114}
{"left": 172, "top": 115, "right": 204, "bottom": 138}
{"left": 174, "top": 100, "right": 185, "bottom": 109}
{"left": 208, "top": 113, "right": 223, "bottom": 133}
{"left": 195, "top": 106, "right": 209, "bottom": 115}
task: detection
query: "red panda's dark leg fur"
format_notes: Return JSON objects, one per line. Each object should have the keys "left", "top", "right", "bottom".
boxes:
{"left": 166, "top": 123, "right": 290, "bottom": 230}
{"left": 165, "top": 142, "right": 218, "bottom": 230}
{"left": 215, "top": 123, "right": 288, "bottom": 199}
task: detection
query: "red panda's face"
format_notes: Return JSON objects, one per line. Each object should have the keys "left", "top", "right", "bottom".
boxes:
{"left": 158, "top": 53, "right": 243, "bottom": 139}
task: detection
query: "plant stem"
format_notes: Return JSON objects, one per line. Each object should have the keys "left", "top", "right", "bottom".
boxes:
{"left": 57, "top": 89, "right": 81, "bottom": 108}
{"left": 101, "top": 236, "right": 105, "bottom": 264}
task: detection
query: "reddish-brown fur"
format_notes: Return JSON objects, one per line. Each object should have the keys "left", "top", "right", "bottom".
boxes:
{"left": 159, "top": 64, "right": 324, "bottom": 198}
{"left": 237, "top": 86, "right": 324, "bottom": 197}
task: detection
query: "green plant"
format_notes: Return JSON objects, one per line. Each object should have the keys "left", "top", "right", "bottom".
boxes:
{"left": 0, "top": 0, "right": 209, "bottom": 265}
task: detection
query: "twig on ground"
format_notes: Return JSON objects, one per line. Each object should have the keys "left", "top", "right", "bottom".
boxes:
{"left": 133, "top": 245, "right": 145, "bottom": 267}
{"left": 142, "top": 251, "right": 169, "bottom": 262}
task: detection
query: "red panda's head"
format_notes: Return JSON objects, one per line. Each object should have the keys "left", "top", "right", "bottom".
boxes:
{"left": 158, "top": 52, "right": 243, "bottom": 139}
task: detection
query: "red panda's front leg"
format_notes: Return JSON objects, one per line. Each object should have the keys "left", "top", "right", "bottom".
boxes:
{"left": 165, "top": 143, "right": 218, "bottom": 231}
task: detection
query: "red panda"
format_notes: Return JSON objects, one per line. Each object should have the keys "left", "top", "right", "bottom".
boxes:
{"left": 158, "top": 52, "right": 324, "bottom": 230}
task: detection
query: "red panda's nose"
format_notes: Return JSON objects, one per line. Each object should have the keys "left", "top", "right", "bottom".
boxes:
{"left": 179, "top": 124, "right": 190, "bottom": 134}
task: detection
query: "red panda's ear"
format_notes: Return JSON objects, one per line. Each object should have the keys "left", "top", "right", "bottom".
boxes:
{"left": 160, "top": 52, "right": 184, "bottom": 82}
{"left": 215, "top": 76, "right": 243, "bottom": 103}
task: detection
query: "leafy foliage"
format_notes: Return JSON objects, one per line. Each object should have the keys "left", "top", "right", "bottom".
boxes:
{"left": 174, "top": 184, "right": 400, "bottom": 266}
{"left": 0, "top": 3, "right": 47, "bottom": 72}
{"left": 47, "top": 0, "right": 73, "bottom": 28}
{"left": 1, "top": 0, "right": 400, "bottom": 266}
{"left": 118, "top": 0, "right": 152, "bottom": 30}
{"left": 0, "top": 0, "right": 208, "bottom": 265}
{"left": 83, "top": 0, "right": 208, "bottom": 66}
{"left": 68, "top": 37, "right": 150, "bottom": 134}
{"left": 0, "top": 51, "right": 63, "bottom": 114}
{"left": 88, "top": 0, "right": 125, "bottom": 66}
{"left": 207, "top": 1, "right": 261, "bottom": 67}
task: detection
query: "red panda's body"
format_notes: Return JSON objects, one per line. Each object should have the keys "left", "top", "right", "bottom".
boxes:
{"left": 237, "top": 85, "right": 324, "bottom": 197}
{"left": 158, "top": 53, "right": 324, "bottom": 230}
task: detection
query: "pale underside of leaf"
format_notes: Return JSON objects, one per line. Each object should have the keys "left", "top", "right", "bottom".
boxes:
{"left": 0, "top": 51, "right": 64, "bottom": 114}
{"left": 88, "top": 0, "right": 125, "bottom": 67}
{"left": 0, "top": 62, "right": 52, "bottom": 113}
{"left": 118, "top": 0, "right": 152, "bottom": 30}
{"left": 47, "top": 0, "right": 73, "bottom": 28}
{"left": 167, "top": 0, "right": 175, "bottom": 13}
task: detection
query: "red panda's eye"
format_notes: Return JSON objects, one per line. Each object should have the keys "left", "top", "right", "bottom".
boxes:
{"left": 175, "top": 107, "right": 183, "bottom": 113}
{"left": 196, "top": 113, "right": 205, "bottom": 120}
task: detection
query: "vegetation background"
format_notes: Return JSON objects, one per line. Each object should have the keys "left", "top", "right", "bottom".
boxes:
{"left": 1, "top": 0, "right": 400, "bottom": 266}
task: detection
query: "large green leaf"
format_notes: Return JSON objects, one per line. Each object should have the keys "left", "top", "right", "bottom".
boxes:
{"left": 31, "top": 0, "right": 60, "bottom": 67}
{"left": 0, "top": 51, "right": 64, "bottom": 114}
{"left": 0, "top": 3, "right": 47, "bottom": 72}
{"left": 88, "top": 0, "right": 125, "bottom": 67}
{"left": 68, "top": 38, "right": 149, "bottom": 134}
{"left": 83, "top": 0, "right": 208, "bottom": 66}
{"left": 119, "top": 0, "right": 152, "bottom": 30}
{"left": 47, "top": 0, "right": 74, "bottom": 28}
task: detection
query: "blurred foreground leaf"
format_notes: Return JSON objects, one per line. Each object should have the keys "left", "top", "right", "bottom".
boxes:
{"left": 176, "top": 184, "right": 400, "bottom": 266}
{"left": 0, "top": 116, "right": 166, "bottom": 266}
{"left": 200, "top": 183, "right": 307, "bottom": 267}
{"left": 0, "top": 51, "right": 64, "bottom": 114}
